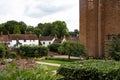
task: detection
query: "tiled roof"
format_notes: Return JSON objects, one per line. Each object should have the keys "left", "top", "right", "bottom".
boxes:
{"left": 39, "top": 36, "right": 55, "bottom": 41}
{"left": 0, "top": 35, "right": 9, "bottom": 42}
{"left": 66, "top": 37, "right": 79, "bottom": 42}
{"left": 9, "top": 34, "right": 38, "bottom": 40}
{"left": 54, "top": 38, "right": 64, "bottom": 43}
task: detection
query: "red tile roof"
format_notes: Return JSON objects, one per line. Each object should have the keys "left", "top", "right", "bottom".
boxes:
{"left": 39, "top": 36, "right": 55, "bottom": 41}
{"left": 0, "top": 35, "right": 10, "bottom": 42}
{"left": 66, "top": 37, "right": 79, "bottom": 42}
{"left": 54, "top": 38, "right": 64, "bottom": 43}
{"left": 9, "top": 34, "right": 38, "bottom": 40}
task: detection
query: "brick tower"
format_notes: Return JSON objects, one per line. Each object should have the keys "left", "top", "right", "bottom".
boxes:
{"left": 80, "top": 0, "right": 120, "bottom": 57}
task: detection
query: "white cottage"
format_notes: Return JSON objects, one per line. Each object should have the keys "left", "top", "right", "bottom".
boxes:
{"left": 39, "top": 36, "right": 56, "bottom": 47}
{"left": 8, "top": 34, "right": 39, "bottom": 47}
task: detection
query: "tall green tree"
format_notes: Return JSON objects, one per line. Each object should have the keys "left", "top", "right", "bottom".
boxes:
{"left": 52, "top": 21, "right": 70, "bottom": 38}
{"left": 26, "top": 26, "right": 34, "bottom": 34}
{"left": 33, "top": 28, "right": 42, "bottom": 37}
{"left": 4, "top": 20, "right": 19, "bottom": 34}
{"left": 19, "top": 21, "right": 27, "bottom": 34}
{"left": 13, "top": 25, "right": 21, "bottom": 34}
{"left": 36, "top": 23, "right": 54, "bottom": 36}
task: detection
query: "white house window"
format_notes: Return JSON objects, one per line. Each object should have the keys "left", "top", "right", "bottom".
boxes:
{"left": 24, "top": 40, "right": 26, "bottom": 42}
{"left": 49, "top": 42, "right": 51, "bottom": 44}
{"left": 43, "top": 42, "right": 45, "bottom": 44}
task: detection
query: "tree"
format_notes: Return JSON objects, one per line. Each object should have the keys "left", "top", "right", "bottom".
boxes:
{"left": 36, "top": 23, "right": 54, "bottom": 36}
{"left": 19, "top": 21, "right": 27, "bottom": 34}
{"left": 26, "top": 26, "right": 34, "bottom": 34}
{"left": 69, "top": 29, "right": 79, "bottom": 37}
{"left": 4, "top": 20, "right": 19, "bottom": 34}
{"left": 13, "top": 25, "right": 21, "bottom": 34}
{"left": 33, "top": 28, "right": 42, "bottom": 37}
{"left": 58, "top": 41, "right": 87, "bottom": 59}
{"left": 74, "top": 29, "right": 79, "bottom": 36}
{"left": 52, "top": 21, "right": 70, "bottom": 38}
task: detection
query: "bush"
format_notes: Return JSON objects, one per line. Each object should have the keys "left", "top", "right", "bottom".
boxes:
{"left": 0, "top": 63, "right": 59, "bottom": 80}
{"left": 48, "top": 43, "right": 61, "bottom": 53}
{"left": 0, "top": 45, "right": 6, "bottom": 58}
{"left": 6, "top": 51, "right": 17, "bottom": 58}
{"left": 19, "top": 45, "right": 48, "bottom": 57}
{"left": 58, "top": 41, "right": 87, "bottom": 59}
{"left": 57, "top": 60, "right": 120, "bottom": 80}
{"left": 107, "top": 35, "right": 120, "bottom": 61}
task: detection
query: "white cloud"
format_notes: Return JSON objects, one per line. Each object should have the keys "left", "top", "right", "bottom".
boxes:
{"left": 0, "top": 0, "right": 79, "bottom": 31}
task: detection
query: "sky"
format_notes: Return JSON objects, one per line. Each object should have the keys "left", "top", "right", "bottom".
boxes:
{"left": 0, "top": 0, "right": 79, "bottom": 31}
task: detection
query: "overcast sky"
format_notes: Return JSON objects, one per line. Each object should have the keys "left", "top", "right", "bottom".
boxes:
{"left": 0, "top": 0, "right": 79, "bottom": 31}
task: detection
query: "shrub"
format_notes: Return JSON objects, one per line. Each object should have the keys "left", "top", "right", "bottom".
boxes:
{"left": 48, "top": 43, "right": 61, "bottom": 53}
{"left": 58, "top": 41, "right": 87, "bottom": 59}
{"left": 57, "top": 60, "right": 120, "bottom": 80}
{"left": 19, "top": 45, "right": 48, "bottom": 57}
{"left": 0, "top": 63, "right": 59, "bottom": 80}
{"left": 107, "top": 35, "right": 120, "bottom": 61}
{"left": 0, "top": 45, "right": 6, "bottom": 58}
{"left": 6, "top": 51, "right": 17, "bottom": 58}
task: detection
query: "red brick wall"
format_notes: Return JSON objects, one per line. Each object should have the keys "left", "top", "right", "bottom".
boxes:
{"left": 80, "top": 0, "right": 120, "bottom": 57}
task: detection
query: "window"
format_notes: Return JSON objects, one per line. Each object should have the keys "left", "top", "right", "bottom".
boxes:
{"left": 24, "top": 40, "right": 26, "bottom": 42}
{"left": 49, "top": 42, "right": 51, "bottom": 44}
{"left": 43, "top": 42, "right": 45, "bottom": 44}
{"left": 88, "top": 0, "right": 94, "bottom": 10}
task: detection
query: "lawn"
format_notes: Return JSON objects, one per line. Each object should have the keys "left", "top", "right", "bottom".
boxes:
{"left": 39, "top": 64, "right": 59, "bottom": 71}
{"left": 35, "top": 58, "right": 79, "bottom": 65}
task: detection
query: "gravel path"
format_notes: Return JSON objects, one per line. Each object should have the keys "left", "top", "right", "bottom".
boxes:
{"left": 36, "top": 61, "right": 60, "bottom": 67}
{"left": 53, "top": 55, "right": 80, "bottom": 59}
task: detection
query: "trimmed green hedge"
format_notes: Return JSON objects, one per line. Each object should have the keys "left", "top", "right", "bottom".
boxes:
{"left": 57, "top": 60, "right": 120, "bottom": 80}
{"left": 19, "top": 45, "right": 48, "bottom": 57}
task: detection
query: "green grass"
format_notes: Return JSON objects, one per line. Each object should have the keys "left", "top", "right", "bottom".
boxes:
{"left": 38, "top": 59, "right": 67, "bottom": 64}
{"left": 35, "top": 58, "right": 80, "bottom": 71}
{"left": 46, "top": 65, "right": 58, "bottom": 70}
{"left": 35, "top": 58, "right": 79, "bottom": 64}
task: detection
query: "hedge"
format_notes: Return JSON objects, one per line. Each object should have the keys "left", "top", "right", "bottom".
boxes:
{"left": 57, "top": 60, "right": 120, "bottom": 80}
{"left": 0, "top": 45, "right": 6, "bottom": 58}
{"left": 48, "top": 43, "right": 61, "bottom": 53}
{"left": 19, "top": 45, "right": 48, "bottom": 57}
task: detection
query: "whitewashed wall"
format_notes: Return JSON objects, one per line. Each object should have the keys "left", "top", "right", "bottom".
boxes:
{"left": 40, "top": 38, "right": 55, "bottom": 47}
{"left": 8, "top": 40, "right": 39, "bottom": 47}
